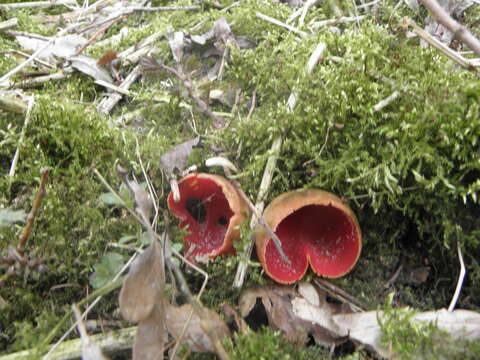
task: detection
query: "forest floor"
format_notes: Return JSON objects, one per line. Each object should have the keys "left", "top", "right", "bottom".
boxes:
{"left": 1, "top": 0, "right": 480, "bottom": 359}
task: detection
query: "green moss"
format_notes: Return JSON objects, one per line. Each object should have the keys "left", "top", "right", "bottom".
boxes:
{"left": 380, "top": 295, "right": 480, "bottom": 359}
{"left": 224, "top": 327, "right": 329, "bottom": 360}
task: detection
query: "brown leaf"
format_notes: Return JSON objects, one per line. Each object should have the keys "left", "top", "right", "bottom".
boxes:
{"left": 223, "top": 303, "right": 250, "bottom": 335}
{"left": 167, "top": 31, "right": 185, "bottom": 63}
{"left": 115, "top": 164, "right": 153, "bottom": 221}
{"left": 239, "top": 285, "right": 310, "bottom": 344}
{"left": 119, "top": 240, "right": 165, "bottom": 322}
{"left": 133, "top": 301, "right": 165, "bottom": 360}
{"left": 160, "top": 137, "right": 201, "bottom": 175}
{"left": 165, "top": 302, "right": 230, "bottom": 353}
{"left": 119, "top": 239, "right": 166, "bottom": 359}
{"left": 129, "top": 179, "right": 153, "bottom": 222}
{"left": 240, "top": 283, "right": 349, "bottom": 346}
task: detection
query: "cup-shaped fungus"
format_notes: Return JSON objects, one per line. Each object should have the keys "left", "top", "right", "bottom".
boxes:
{"left": 255, "top": 189, "right": 361, "bottom": 284}
{"left": 167, "top": 173, "right": 247, "bottom": 261}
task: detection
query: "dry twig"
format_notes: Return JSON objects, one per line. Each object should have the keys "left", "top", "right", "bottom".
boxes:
{"left": 97, "top": 65, "right": 142, "bottom": 115}
{"left": 9, "top": 95, "right": 35, "bottom": 177}
{"left": 0, "top": 0, "right": 76, "bottom": 10}
{"left": 404, "top": 18, "right": 477, "bottom": 71}
{"left": 17, "top": 168, "right": 49, "bottom": 256}
{"left": 419, "top": 0, "right": 480, "bottom": 56}
{"left": 0, "top": 18, "right": 19, "bottom": 31}
{"left": 256, "top": 12, "right": 307, "bottom": 37}
{"left": 158, "top": 62, "right": 226, "bottom": 128}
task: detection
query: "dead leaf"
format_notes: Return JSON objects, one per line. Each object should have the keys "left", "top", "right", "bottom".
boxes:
{"left": 239, "top": 285, "right": 316, "bottom": 344}
{"left": 15, "top": 34, "right": 87, "bottom": 61}
{"left": 191, "top": 30, "right": 214, "bottom": 46}
{"left": 213, "top": 18, "right": 236, "bottom": 48}
{"left": 292, "top": 282, "right": 349, "bottom": 345}
{"left": 160, "top": 136, "right": 201, "bottom": 175}
{"left": 168, "top": 31, "right": 186, "bottom": 63}
{"left": 421, "top": 0, "right": 475, "bottom": 48}
{"left": 332, "top": 311, "right": 387, "bottom": 357}
{"left": 223, "top": 303, "right": 250, "bottom": 335}
{"left": 69, "top": 55, "right": 114, "bottom": 83}
{"left": 407, "top": 266, "right": 430, "bottom": 285}
{"left": 116, "top": 164, "right": 153, "bottom": 221}
{"left": 119, "top": 240, "right": 164, "bottom": 322}
{"left": 119, "top": 239, "right": 166, "bottom": 360}
{"left": 165, "top": 302, "right": 230, "bottom": 353}
{"left": 129, "top": 179, "right": 152, "bottom": 222}
{"left": 133, "top": 302, "right": 165, "bottom": 360}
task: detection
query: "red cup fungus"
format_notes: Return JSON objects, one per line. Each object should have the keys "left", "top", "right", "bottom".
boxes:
{"left": 167, "top": 173, "right": 247, "bottom": 261}
{"left": 255, "top": 189, "right": 362, "bottom": 284}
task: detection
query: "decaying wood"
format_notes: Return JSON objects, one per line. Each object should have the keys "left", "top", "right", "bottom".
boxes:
{"left": 0, "top": 0, "right": 77, "bottom": 10}
{"left": 0, "top": 18, "right": 19, "bottom": 31}
{"left": 0, "top": 327, "right": 135, "bottom": 360}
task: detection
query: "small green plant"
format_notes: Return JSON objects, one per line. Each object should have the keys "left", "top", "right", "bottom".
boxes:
{"left": 89, "top": 252, "right": 125, "bottom": 289}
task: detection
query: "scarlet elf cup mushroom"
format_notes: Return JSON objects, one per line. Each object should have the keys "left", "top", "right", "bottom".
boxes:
{"left": 255, "top": 189, "right": 362, "bottom": 284}
{"left": 167, "top": 173, "right": 248, "bottom": 261}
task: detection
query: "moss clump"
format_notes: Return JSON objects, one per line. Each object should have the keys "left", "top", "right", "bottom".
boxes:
{"left": 0, "top": 98, "right": 136, "bottom": 351}
{"left": 224, "top": 327, "right": 329, "bottom": 360}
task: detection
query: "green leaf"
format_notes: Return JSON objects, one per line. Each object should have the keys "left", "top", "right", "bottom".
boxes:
{"left": 99, "top": 192, "right": 123, "bottom": 206}
{"left": 89, "top": 253, "right": 125, "bottom": 289}
{"left": 0, "top": 209, "right": 27, "bottom": 227}
{"left": 119, "top": 235, "right": 138, "bottom": 244}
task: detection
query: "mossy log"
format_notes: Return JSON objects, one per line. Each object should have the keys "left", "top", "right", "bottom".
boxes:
{"left": 0, "top": 327, "right": 135, "bottom": 360}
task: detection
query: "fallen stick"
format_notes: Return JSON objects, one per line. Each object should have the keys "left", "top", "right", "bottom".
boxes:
{"left": 9, "top": 96, "right": 35, "bottom": 177}
{"left": 404, "top": 18, "right": 476, "bottom": 71}
{"left": 0, "top": 0, "right": 76, "bottom": 10}
{"left": 420, "top": 0, "right": 480, "bottom": 56}
{"left": 0, "top": 327, "right": 135, "bottom": 360}
{"left": 233, "top": 137, "right": 282, "bottom": 287}
{"left": 256, "top": 12, "right": 307, "bottom": 37}
{"left": 17, "top": 167, "right": 49, "bottom": 256}
{"left": 97, "top": 65, "right": 142, "bottom": 115}
{"left": 0, "top": 18, "right": 19, "bottom": 31}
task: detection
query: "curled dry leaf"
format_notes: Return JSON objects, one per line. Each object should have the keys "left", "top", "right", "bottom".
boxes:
{"left": 133, "top": 303, "right": 166, "bottom": 360}
{"left": 223, "top": 303, "right": 250, "bottom": 335}
{"left": 119, "top": 240, "right": 165, "bottom": 360}
{"left": 69, "top": 55, "right": 114, "bottom": 83}
{"left": 165, "top": 302, "right": 230, "bottom": 353}
{"left": 119, "top": 240, "right": 164, "bottom": 322}
{"left": 292, "top": 286, "right": 348, "bottom": 345}
{"left": 15, "top": 34, "right": 87, "bottom": 61}
{"left": 239, "top": 285, "right": 342, "bottom": 345}
{"left": 116, "top": 164, "right": 153, "bottom": 221}
{"left": 128, "top": 179, "right": 152, "bottom": 222}
{"left": 167, "top": 31, "right": 185, "bottom": 63}
{"left": 213, "top": 18, "right": 236, "bottom": 48}
{"left": 160, "top": 136, "right": 201, "bottom": 175}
